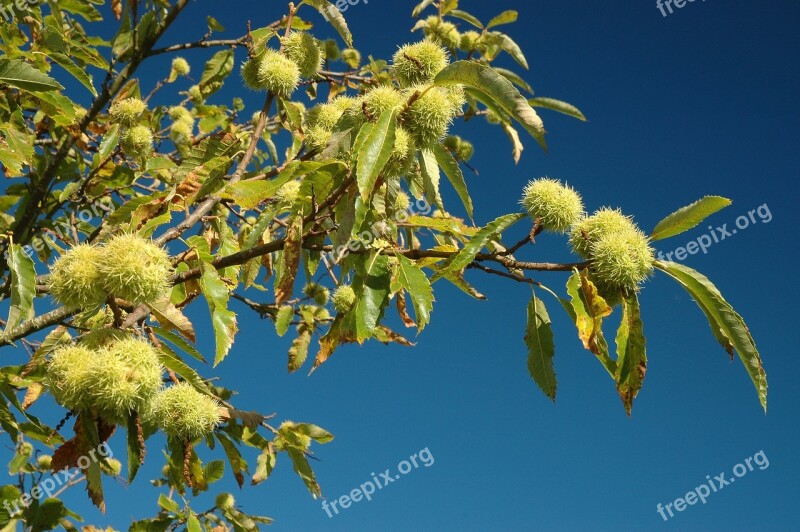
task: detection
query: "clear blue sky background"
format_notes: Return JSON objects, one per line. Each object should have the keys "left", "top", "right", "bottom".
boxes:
{"left": 3, "top": 0, "right": 799, "bottom": 530}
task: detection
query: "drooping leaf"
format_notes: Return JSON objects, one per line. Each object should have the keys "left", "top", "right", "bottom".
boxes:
{"left": 650, "top": 196, "right": 732, "bottom": 241}
{"left": 615, "top": 293, "right": 647, "bottom": 415}
{"left": 433, "top": 142, "right": 473, "bottom": 220}
{"left": 3, "top": 244, "right": 35, "bottom": 335}
{"left": 275, "top": 214, "right": 303, "bottom": 306}
{"left": 216, "top": 433, "right": 246, "bottom": 488}
{"left": 354, "top": 253, "right": 392, "bottom": 342}
{"left": 288, "top": 327, "right": 312, "bottom": 373}
{"left": 80, "top": 414, "right": 105, "bottom": 512}
{"left": 199, "top": 265, "right": 238, "bottom": 366}
{"left": 275, "top": 305, "right": 294, "bottom": 337}
{"left": 356, "top": 109, "right": 397, "bottom": 200}
{"left": 655, "top": 261, "right": 767, "bottom": 412}
{"left": 525, "top": 291, "right": 557, "bottom": 400}
{"left": 252, "top": 445, "right": 277, "bottom": 485}
{"left": 303, "top": 0, "right": 354, "bottom": 47}
{"left": 566, "top": 270, "right": 616, "bottom": 377}
{"left": 286, "top": 446, "right": 322, "bottom": 498}
{"left": 391, "top": 254, "right": 434, "bottom": 332}
{"left": 432, "top": 213, "right": 525, "bottom": 281}
{"left": 126, "top": 413, "right": 145, "bottom": 483}
{"left": 418, "top": 149, "right": 443, "bottom": 210}
{"left": 436, "top": 61, "right": 545, "bottom": 148}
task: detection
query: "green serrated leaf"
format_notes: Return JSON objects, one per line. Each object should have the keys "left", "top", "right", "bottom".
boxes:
{"left": 655, "top": 261, "right": 767, "bottom": 412}
{"left": 0, "top": 58, "right": 64, "bottom": 92}
{"left": 432, "top": 213, "right": 524, "bottom": 281}
{"left": 304, "top": 0, "right": 354, "bottom": 47}
{"left": 566, "top": 270, "right": 616, "bottom": 377}
{"left": 487, "top": 9, "right": 518, "bottom": 29}
{"left": 356, "top": 109, "right": 397, "bottom": 200}
{"left": 650, "top": 196, "right": 732, "bottom": 241}
{"left": 449, "top": 9, "right": 483, "bottom": 28}
{"left": 615, "top": 293, "right": 647, "bottom": 415}
{"left": 3, "top": 244, "right": 35, "bottom": 335}
{"left": 199, "top": 264, "right": 238, "bottom": 366}
{"left": 276, "top": 305, "right": 294, "bottom": 337}
{"left": 436, "top": 61, "right": 545, "bottom": 149}
{"left": 529, "top": 97, "right": 587, "bottom": 121}
{"left": 433, "top": 142, "right": 473, "bottom": 220}
{"left": 46, "top": 52, "right": 97, "bottom": 96}
{"left": 526, "top": 291, "right": 557, "bottom": 400}
{"left": 392, "top": 254, "right": 434, "bottom": 332}
{"left": 354, "top": 253, "right": 392, "bottom": 342}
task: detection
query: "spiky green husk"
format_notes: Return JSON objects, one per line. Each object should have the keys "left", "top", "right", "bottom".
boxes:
{"left": 282, "top": 32, "right": 323, "bottom": 78}
{"left": 332, "top": 285, "right": 356, "bottom": 313}
{"left": 363, "top": 86, "right": 405, "bottom": 121}
{"left": 304, "top": 282, "right": 330, "bottom": 306}
{"left": 306, "top": 102, "right": 344, "bottom": 131}
{"left": 459, "top": 30, "right": 482, "bottom": 51}
{"left": 241, "top": 50, "right": 300, "bottom": 98}
{"left": 120, "top": 125, "right": 153, "bottom": 158}
{"left": 305, "top": 125, "right": 334, "bottom": 152}
{"left": 188, "top": 85, "right": 203, "bottom": 103}
{"left": 46, "top": 345, "right": 96, "bottom": 410}
{"left": 393, "top": 41, "right": 449, "bottom": 87}
{"left": 422, "top": 16, "right": 461, "bottom": 49}
{"left": 383, "top": 126, "right": 416, "bottom": 177}
{"left": 443, "top": 135, "right": 474, "bottom": 161}
{"left": 98, "top": 234, "right": 171, "bottom": 304}
{"left": 147, "top": 383, "right": 222, "bottom": 439}
{"left": 49, "top": 244, "right": 106, "bottom": 309}
{"left": 403, "top": 85, "right": 462, "bottom": 147}
{"left": 590, "top": 230, "right": 655, "bottom": 290}
{"left": 216, "top": 493, "right": 236, "bottom": 511}
{"left": 569, "top": 208, "right": 640, "bottom": 258}
{"left": 170, "top": 120, "right": 193, "bottom": 140}
{"left": 168, "top": 106, "right": 193, "bottom": 124}
{"left": 520, "top": 178, "right": 584, "bottom": 233}
{"left": 341, "top": 48, "right": 361, "bottom": 68}
{"left": 171, "top": 57, "right": 191, "bottom": 77}
{"left": 109, "top": 98, "right": 146, "bottom": 126}
{"left": 92, "top": 337, "right": 163, "bottom": 420}
{"left": 101, "top": 458, "right": 123, "bottom": 476}
{"left": 36, "top": 454, "right": 52, "bottom": 470}
{"left": 393, "top": 190, "right": 411, "bottom": 213}
{"left": 275, "top": 180, "right": 301, "bottom": 206}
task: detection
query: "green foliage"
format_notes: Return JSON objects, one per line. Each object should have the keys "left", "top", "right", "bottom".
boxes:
{"left": 0, "top": 0, "right": 766, "bottom": 528}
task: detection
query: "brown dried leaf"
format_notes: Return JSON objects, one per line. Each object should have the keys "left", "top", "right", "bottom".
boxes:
{"left": 112, "top": 0, "right": 122, "bottom": 20}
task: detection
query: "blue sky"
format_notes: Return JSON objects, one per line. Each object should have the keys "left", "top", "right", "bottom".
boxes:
{"left": 3, "top": 0, "right": 799, "bottom": 530}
